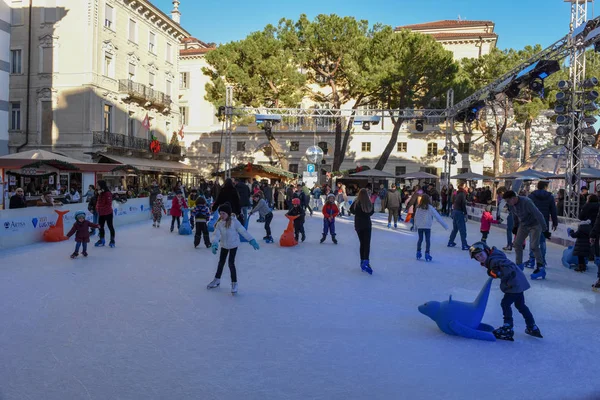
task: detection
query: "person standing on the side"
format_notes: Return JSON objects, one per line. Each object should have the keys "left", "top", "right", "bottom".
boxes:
{"left": 95, "top": 180, "right": 116, "bottom": 248}
{"left": 212, "top": 178, "right": 243, "bottom": 225}
{"left": 385, "top": 184, "right": 402, "bottom": 229}
{"left": 503, "top": 190, "right": 551, "bottom": 280}
{"left": 448, "top": 182, "right": 470, "bottom": 250}
{"left": 349, "top": 188, "right": 374, "bottom": 275}
{"left": 234, "top": 178, "right": 251, "bottom": 225}
{"left": 526, "top": 181, "right": 558, "bottom": 268}
{"left": 9, "top": 187, "right": 27, "bottom": 209}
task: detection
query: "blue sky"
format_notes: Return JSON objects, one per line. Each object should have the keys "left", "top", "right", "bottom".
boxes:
{"left": 154, "top": 0, "right": 586, "bottom": 50}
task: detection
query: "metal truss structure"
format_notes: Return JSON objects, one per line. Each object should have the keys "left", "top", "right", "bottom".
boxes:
{"left": 443, "top": 89, "right": 455, "bottom": 188}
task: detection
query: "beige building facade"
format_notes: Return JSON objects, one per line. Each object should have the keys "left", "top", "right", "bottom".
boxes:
{"left": 8, "top": 0, "right": 189, "bottom": 167}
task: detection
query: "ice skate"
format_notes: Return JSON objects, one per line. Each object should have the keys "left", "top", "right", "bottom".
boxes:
{"left": 301, "top": 234, "right": 306, "bottom": 242}
{"left": 447, "top": 242, "right": 457, "bottom": 248}
{"left": 461, "top": 244, "right": 470, "bottom": 251}
{"left": 70, "top": 252, "right": 79, "bottom": 259}
{"left": 157, "top": 223, "right": 160, "bottom": 228}
{"left": 94, "top": 239, "right": 105, "bottom": 247}
{"left": 416, "top": 250, "right": 422, "bottom": 260}
{"left": 394, "top": 223, "right": 397, "bottom": 229}
{"left": 531, "top": 267, "right": 546, "bottom": 280}
{"left": 109, "top": 240, "right": 115, "bottom": 248}
{"left": 361, "top": 260, "right": 373, "bottom": 275}
{"left": 82, "top": 251, "right": 88, "bottom": 257}
{"left": 575, "top": 264, "right": 587, "bottom": 272}
{"left": 525, "top": 257, "right": 536, "bottom": 269}
{"left": 502, "top": 245, "right": 513, "bottom": 251}
{"left": 264, "top": 236, "right": 274, "bottom": 243}
{"left": 320, "top": 234, "right": 326, "bottom": 244}
{"left": 425, "top": 252, "right": 432, "bottom": 262}
{"left": 387, "top": 223, "right": 391, "bottom": 229}
{"left": 525, "top": 325, "right": 543, "bottom": 338}
{"left": 263, "top": 236, "right": 269, "bottom": 241}
{"left": 331, "top": 235, "right": 338, "bottom": 244}
{"left": 152, "top": 222, "right": 156, "bottom": 227}
{"left": 231, "top": 282, "right": 238, "bottom": 294}
{"left": 493, "top": 324, "right": 514, "bottom": 341}
{"left": 206, "top": 278, "right": 220, "bottom": 289}
{"left": 592, "top": 279, "right": 600, "bottom": 292}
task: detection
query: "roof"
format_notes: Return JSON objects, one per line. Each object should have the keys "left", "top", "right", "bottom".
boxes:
{"left": 218, "top": 164, "right": 298, "bottom": 179}
{"left": 140, "top": 0, "right": 191, "bottom": 38}
{"left": 98, "top": 154, "right": 197, "bottom": 173}
{"left": 0, "top": 149, "right": 114, "bottom": 172}
{"left": 180, "top": 47, "right": 215, "bottom": 56}
{"left": 429, "top": 32, "right": 498, "bottom": 40}
{"left": 181, "top": 37, "right": 212, "bottom": 47}
{"left": 396, "top": 20, "right": 495, "bottom": 30}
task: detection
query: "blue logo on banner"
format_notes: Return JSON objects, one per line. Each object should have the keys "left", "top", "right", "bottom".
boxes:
{"left": 114, "top": 208, "right": 118, "bottom": 216}
{"left": 140, "top": 205, "right": 144, "bottom": 211}
{"left": 3, "top": 222, "right": 9, "bottom": 229}
{"left": 32, "top": 218, "right": 38, "bottom": 228}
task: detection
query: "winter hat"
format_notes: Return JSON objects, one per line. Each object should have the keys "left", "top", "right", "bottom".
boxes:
{"left": 327, "top": 193, "right": 335, "bottom": 200}
{"left": 74, "top": 210, "right": 86, "bottom": 219}
{"left": 218, "top": 203, "right": 232, "bottom": 215}
{"left": 485, "top": 205, "right": 493, "bottom": 212}
{"left": 292, "top": 198, "right": 301, "bottom": 205}
{"left": 175, "top": 190, "right": 182, "bottom": 195}
{"left": 156, "top": 194, "right": 163, "bottom": 200}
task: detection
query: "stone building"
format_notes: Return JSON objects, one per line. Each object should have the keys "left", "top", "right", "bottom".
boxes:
{"left": 0, "top": 0, "right": 10, "bottom": 156}
{"left": 8, "top": 0, "right": 191, "bottom": 178}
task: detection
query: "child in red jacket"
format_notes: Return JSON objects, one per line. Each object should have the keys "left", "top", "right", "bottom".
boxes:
{"left": 170, "top": 190, "right": 188, "bottom": 232}
{"left": 321, "top": 193, "right": 339, "bottom": 244}
{"left": 480, "top": 205, "right": 500, "bottom": 243}
{"left": 67, "top": 210, "right": 99, "bottom": 258}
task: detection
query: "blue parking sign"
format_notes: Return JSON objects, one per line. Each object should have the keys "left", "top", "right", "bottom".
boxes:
{"left": 307, "top": 164, "right": 315, "bottom": 173}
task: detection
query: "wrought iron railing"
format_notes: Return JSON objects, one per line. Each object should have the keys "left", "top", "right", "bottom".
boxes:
{"left": 118, "top": 80, "right": 172, "bottom": 109}
{"left": 92, "top": 131, "right": 181, "bottom": 156}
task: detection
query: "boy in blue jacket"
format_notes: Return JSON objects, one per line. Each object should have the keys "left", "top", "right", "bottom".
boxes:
{"left": 192, "top": 197, "right": 212, "bottom": 248}
{"left": 469, "top": 242, "right": 543, "bottom": 341}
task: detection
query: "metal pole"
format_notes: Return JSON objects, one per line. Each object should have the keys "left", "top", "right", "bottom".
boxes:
{"left": 444, "top": 88, "right": 454, "bottom": 188}
{"left": 224, "top": 85, "right": 233, "bottom": 180}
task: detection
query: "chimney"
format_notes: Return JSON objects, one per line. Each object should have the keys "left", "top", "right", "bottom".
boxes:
{"left": 171, "top": 0, "right": 181, "bottom": 24}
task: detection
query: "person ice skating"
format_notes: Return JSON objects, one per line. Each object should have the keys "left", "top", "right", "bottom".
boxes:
{"left": 207, "top": 203, "right": 260, "bottom": 294}
{"left": 188, "top": 189, "right": 199, "bottom": 229}
{"left": 170, "top": 191, "right": 188, "bottom": 232}
{"left": 349, "top": 188, "right": 374, "bottom": 274}
{"left": 526, "top": 181, "right": 558, "bottom": 267}
{"left": 414, "top": 194, "right": 449, "bottom": 261}
{"left": 95, "top": 180, "right": 116, "bottom": 248}
{"left": 286, "top": 198, "right": 306, "bottom": 242}
{"left": 567, "top": 194, "right": 600, "bottom": 272}
{"left": 480, "top": 205, "right": 500, "bottom": 244}
{"left": 503, "top": 190, "right": 551, "bottom": 279}
{"left": 67, "top": 210, "right": 99, "bottom": 258}
{"left": 152, "top": 194, "right": 167, "bottom": 228}
{"left": 469, "top": 242, "right": 543, "bottom": 341}
{"left": 385, "top": 184, "right": 402, "bottom": 228}
{"left": 335, "top": 182, "right": 348, "bottom": 217}
{"left": 448, "top": 183, "right": 470, "bottom": 250}
{"left": 321, "top": 193, "right": 339, "bottom": 244}
{"left": 249, "top": 191, "right": 274, "bottom": 243}
{"left": 192, "top": 197, "right": 212, "bottom": 248}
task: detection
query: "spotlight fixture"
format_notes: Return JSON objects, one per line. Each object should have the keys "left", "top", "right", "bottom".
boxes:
{"left": 415, "top": 119, "right": 424, "bottom": 132}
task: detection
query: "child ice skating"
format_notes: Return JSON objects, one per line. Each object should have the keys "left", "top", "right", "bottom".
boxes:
{"left": 413, "top": 194, "right": 448, "bottom": 261}
{"left": 349, "top": 188, "right": 374, "bottom": 274}
{"left": 67, "top": 211, "right": 99, "bottom": 258}
{"left": 152, "top": 194, "right": 167, "bottom": 227}
{"left": 192, "top": 197, "right": 212, "bottom": 248}
{"left": 249, "top": 191, "right": 274, "bottom": 243}
{"left": 321, "top": 194, "right": 339, "bottom": 244}
{"left": 469, "top": 242, "right": 543, "bottom": 341}
{"left": 207, "top": 203, "right": 260, "bottom": 294}
{"left": 286, "top": 198, "right": 306, "bottom": 242}
{"left": 170, "top": 191, "right": 188, "bottom": 232}
{"left": 480, "top": 205, "right": 500, "bottom": 243}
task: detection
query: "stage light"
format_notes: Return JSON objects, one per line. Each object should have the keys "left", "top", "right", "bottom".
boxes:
{"left": 556, "top": 126, "right": 570, "bottom": 136}
{"left": 557, "top": 115, "right": 571, "bottom": 125}
{"left": 415, "top": 119, "right": 424, "bottom": 132}
{"left": 583, "top": 77, "right": 599, "bottom": 88}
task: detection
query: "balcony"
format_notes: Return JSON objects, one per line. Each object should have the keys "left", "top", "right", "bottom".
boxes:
{"left": 93, "top": 131, "right": 182, "bottom": 156}
{"left": 119, "top": 79, "right": 172, "bottom": 109}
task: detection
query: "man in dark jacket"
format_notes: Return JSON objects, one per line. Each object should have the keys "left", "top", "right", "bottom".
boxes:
{"left": 527, "top": 181, "right": 558, "bottom": 267}
{"left": 9, "top": 188, "right": 27, "bottom": 209}
{"left": 448, "top": 183, "right": 470, "bottom": 250}
{"left": 234, "top": 178, "right": 252, "bottom": 223}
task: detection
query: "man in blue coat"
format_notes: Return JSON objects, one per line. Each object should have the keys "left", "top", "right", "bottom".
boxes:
{"left": 527, "top": 181, "right": 558, "bottom": 267}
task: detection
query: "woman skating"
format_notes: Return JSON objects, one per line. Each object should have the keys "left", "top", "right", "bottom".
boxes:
{"left": 349, "top": 188, "right": 374, "bottom": 274}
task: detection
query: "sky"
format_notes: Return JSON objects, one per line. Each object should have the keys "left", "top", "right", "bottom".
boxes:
{"left": 154, "top": 0, "right": 590, "bottom": 50}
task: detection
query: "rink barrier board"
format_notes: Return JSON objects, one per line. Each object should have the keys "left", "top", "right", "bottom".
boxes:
{"left": 0, "top": 198, "right": 151, "bottom": 250}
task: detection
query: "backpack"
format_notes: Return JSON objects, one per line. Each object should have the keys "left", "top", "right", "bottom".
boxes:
{"left": 379, "top": 188, "right": 387, "bottom": 200}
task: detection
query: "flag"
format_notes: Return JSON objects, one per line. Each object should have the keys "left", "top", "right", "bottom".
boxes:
{"left": 178, "top": 125, "right": 184, "bottom": 139}
{"left": 142, "top": 113, "right": 150, "bottom": 131}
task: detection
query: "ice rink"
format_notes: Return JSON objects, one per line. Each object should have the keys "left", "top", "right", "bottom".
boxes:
{"left": 1, "top": 210, "right": 599, "bottom": 400}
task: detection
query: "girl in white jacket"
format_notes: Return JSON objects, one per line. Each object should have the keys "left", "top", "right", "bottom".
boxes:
{"left": 413, "top": 194, "right": 449, "bottom": 262}
{"left": 207, "top": 203, "right": 260, "bottom": 293}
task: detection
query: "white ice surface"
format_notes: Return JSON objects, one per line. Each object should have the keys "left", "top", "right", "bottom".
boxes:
{"left": 0, "top": 211, "right": 599, "bottom": 400}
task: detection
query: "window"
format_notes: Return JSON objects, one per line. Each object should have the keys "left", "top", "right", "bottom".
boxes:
{"left": 11, "top": 6, "right": 23, "bottom": 26}
{"left": 166, "top": 80, "right": 172, "bottom": 97}
{"left": 397, "top": 142, "right": 407, "bottom": 152}
{"left": 128, "top": 63, "right": 136, "bottom": 80}
{"left": 180, "top": 107, "right": 188, "bottom": 125}
{"left": 458, "top": 142, "right": 470, "bottom": 153}
{"left": 290, "top": 141, "right": 300, "bottom": 151}
{"left": 237, "top": 141, "right": 246, "bottom": 151}
{"left": 289, "top": 164, "right": 299, "bottom": 174}
{"left": 10, "top": 50, "right": 22, "bottom": 74}
{"left": 395, "top": 166, "right": 406, "bottom": 176}
{"left": 318, "top": 141, "right": 328, "bottom": 155}
{"left": 44, "top": 0, "right": 57, "bottom": 23}
{"left": 149, "top": 72, "right": 155, "bottom": 88}
{"left": 166, "top": 43, "right": 172, "bottom": 63}
{"left": 180, "top": 72, "right": 189, "bottom": 89}
{"left": 128, "top": 116, "right": 135, "bottom": 137}
{"left": 104, "top": 4, "right": 114, "bottom": 29}
{"left": 361, "top": 142, "right": 371, "bottom": 152}
{"left": 128, "top": 19, "right": 137, "bottom": 43}
{"left": 103, "top": 53, "right": 114, "bottom": 78}
{"left": 263, "top": 146, "right": 272, "bottom": 157}
{"left": 212, "top": 142, "right": 221, "bottom": 154}
{"left": 421, "top": 167, "right": 437, "bottom": 176}
{"left": 458, "top": 168, "right": 469, "bottom": 174}
{"left": 148, "top": 32, "right": 156, "bottom": 53}
{"left": 166, "top": 121, "right": 171, "bottom": 138}
{"left": 41, "top": 47, "right": 52, "bottom": 73}
{"left": 10, "top": 102, "right": 21, "bottom": 130}
{"left": 103, "top": 104, "right": 112, "bottom": 133}
{"left": 427, "top": 143, "right": 438, "bottom": 156}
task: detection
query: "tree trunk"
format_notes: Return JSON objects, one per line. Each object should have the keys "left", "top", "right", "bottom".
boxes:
{"left": 332, "top": 119, "right": 343, "bottom": 171}
{"left": 524, "top": 118, "right": 532, "bottom": 162}
{"left": 494, "top": 137, "right": 501, "bottom": 178}
{"left": 339, "top": 117, "right": 354, "bottom": 168}
{"left": 374, "top": 116, "right": 403, "bottom": 171}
